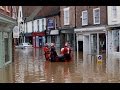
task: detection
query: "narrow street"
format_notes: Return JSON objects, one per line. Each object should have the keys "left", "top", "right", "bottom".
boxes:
{"left": 0, "top": 48, "right": 120, "bottom": 83}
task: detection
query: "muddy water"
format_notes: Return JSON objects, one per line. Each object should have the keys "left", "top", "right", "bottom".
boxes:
{"left": 0, "top": 48, "right": 120, "bottom": 83}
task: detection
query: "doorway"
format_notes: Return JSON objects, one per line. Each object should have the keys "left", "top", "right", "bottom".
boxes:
{"left": 78, "top": 41, "right": 83, "bottom": 52}
{"left": 4, "top": 38, "right": 9, "bottom": 63}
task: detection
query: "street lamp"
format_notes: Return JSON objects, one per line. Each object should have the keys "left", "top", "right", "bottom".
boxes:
{"left": 19, "top": 21, "right": 25, "bottom": 43}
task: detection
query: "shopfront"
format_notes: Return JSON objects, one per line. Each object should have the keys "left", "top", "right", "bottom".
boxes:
{"left": 46, "top": 29, "right": 60, "bottom": 48}
{"left": 107, "top": 27, "right": 120, "bottom": 57}
{"left": 75, "top": 26, "right": 107, "bottom": 61}
{"left": 60, "top": 29, "right": 74, "bottom": 48}
{"left": 32, "top": 32, "right": 45, "bottom": 48}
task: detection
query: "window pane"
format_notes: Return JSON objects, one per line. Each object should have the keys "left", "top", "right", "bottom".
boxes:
{"left": 82, "top": 11, "right": 88, "bottom": 25}
{"left": 94, "top": 9, "right": 100, "bottom": 24}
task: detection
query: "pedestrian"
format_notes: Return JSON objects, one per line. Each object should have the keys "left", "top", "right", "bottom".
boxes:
{"left": 43, "top": 43, "right": 50, "bottom": 61}
{"left": 50, "top": 43, "right": 57, "bottom": 62}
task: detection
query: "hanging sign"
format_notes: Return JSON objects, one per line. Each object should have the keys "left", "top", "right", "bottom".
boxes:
{"left": 13, "top": 26, "right": 19, "bottom": 38}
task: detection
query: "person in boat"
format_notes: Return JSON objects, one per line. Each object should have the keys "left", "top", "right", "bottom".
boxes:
{"left": 67, "top": 42, "right": 72, "bottom": 60}
{"left": 43, "top": 43, "right": 50, "bottom": 61}
{"left": 57, "top": 48, "right": 65, "bottom": 61}
{"left": 50, "top": 43, "right": 57, "bottom": 62}
{"left": 62, "top": 43, "right": 70, "bottom": 61}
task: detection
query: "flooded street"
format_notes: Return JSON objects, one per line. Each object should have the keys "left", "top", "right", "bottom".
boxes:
{"left": 0, "top": 48, "right": 120, "bottom": 83}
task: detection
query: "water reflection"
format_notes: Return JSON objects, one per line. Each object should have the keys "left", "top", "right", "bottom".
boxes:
{"left": 0, "top": 64, "right": 13, "bottom": 83}
{"left": 1, "top": 48, "right": 120, "bottom": 83}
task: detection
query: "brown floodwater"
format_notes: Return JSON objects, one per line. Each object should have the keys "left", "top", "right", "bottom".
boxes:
{"left": 0, "top": 48, "right": 120, "bottom": 83}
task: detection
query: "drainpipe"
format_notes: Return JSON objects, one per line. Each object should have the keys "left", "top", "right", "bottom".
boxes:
{"left": 74, "top": 6, "right": 76, "bottom": 51}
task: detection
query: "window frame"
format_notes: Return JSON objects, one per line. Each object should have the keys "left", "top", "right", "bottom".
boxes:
{"left": 93, "top": 8, "right": 100, "bottom": 24}
{"left": 63, "top": 7, "right": 70, "bottom": 25}
{"left": 82, "top": 10, "right": 88, "bottom": 26}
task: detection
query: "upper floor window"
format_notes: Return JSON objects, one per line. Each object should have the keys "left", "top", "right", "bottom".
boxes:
{"left": 111, "top": 6, "right": 117, "bottom": 20}
{"left": 64, "top": 7, "right": 70, "bottom": 25}
{"left": 93, "top": 8, "right": 100, "bottom": 24}
{"left": 82, "top": 10, "right": 88, "bottom": 26}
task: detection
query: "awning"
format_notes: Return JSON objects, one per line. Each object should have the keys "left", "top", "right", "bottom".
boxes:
{"left": 50, "top": 30, "right": 59, "bottom": 35}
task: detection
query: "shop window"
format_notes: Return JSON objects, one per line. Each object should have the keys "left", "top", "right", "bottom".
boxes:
{"left": 91, "top": 34, "right": 97, "bottom": 54}
{"left": 64, "top": 7, "right": 70, "bottom": 25}
{"left": 99, "top": 33, "right": 106, "bottom": 54}
{"left": 82, "top": 10, "right": 88, "bottom": 26}
{"left": 113, "top": 30, "right": 119, "bottom": 52}
{"left": 93, "top": 8, "right": 100, "bottom": 24}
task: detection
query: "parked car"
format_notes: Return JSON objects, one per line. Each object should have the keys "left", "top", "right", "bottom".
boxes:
{"left": 15, "top": 42, "right": 33, "bottom": 49}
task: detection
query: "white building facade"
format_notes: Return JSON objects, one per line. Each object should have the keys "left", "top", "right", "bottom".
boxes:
{"left": 107, "top": 6, "right": 120, "bottom": 57}
{"left": 24, "top": 18, "right": 46, "bottom": 47}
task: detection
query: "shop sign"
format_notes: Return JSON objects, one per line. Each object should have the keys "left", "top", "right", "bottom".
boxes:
{"left": 47, "top": 19, "right": 55, "bottom": 29}
{"left": 13, "top": 26, "right": 19, "bottom": 38}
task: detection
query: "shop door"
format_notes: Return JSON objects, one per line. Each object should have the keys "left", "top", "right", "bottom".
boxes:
{"left": 39, "top": 36, "right": 42, "bottom": 47}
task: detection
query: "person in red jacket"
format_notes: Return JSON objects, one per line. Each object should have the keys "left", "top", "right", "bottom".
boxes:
{"left": 63, "top": 43, "right": 69, "bottom": 61}
{"left": 43, "top": 43, "right": 50, "bottom": 61}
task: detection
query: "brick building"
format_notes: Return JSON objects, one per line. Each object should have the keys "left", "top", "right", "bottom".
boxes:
{"left": 45, "top": 14, "right": 60, "bottom": 48}
{"left": 74, "top": 6, "right": 107, "bottom": 60}
{"left": 60, "top": 6, "right": 76, "bottom": 49}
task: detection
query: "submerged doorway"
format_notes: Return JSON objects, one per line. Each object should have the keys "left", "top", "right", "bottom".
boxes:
{"left": 78, "top": 41, "right": 83, "bottom": 52}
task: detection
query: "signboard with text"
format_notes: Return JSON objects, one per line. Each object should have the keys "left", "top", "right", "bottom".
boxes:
{"left": 47, "top": 19, "right": 55, "bottom": 29}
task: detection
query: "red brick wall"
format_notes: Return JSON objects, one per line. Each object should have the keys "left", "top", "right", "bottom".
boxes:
{"left": 76, "top": 6, "right": 107, "bottom": 28}
{"left": 0, "top": 6, "right": 12, "bottom": 17}
{"left": 60, "top": 6, "right": 75, "bottom": 29}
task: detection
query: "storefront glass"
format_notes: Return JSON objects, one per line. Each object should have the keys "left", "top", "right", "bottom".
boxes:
{"left": 112, "top": 30, "right": 119, "bottom": 52}
{"left": 90, "top": 34, "right": 97, "bottom": 54}
{"left": 90, "top": 33, "right": 106, "bottom": 54}
{"left": 99, "top": 33, "right": 106, "bottom": 54}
